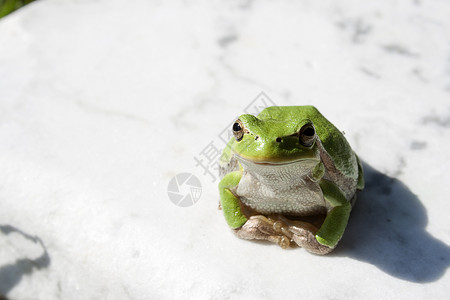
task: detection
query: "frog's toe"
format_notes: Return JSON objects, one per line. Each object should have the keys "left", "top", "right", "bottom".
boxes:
{"left": 233, "top": 216, "right": 273, "bottom": 240}
{"left": 290, "top": 227, "right": 334, "bottom": 255}
{"left": 268, "top": 235, "right": 290, "bottom": 249}
{"left": 233, "top": 216, "right": 291, "bottom": 248}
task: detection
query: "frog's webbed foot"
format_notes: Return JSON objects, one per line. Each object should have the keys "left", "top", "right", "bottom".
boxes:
{"left": 290, "top": 226, "right": 334, "bottom": 255}
{"left": 233, "top": 215, "right": 291, "bottom": 249}
{"left": 272, "top": 216, "right": 333, "bottom": 255}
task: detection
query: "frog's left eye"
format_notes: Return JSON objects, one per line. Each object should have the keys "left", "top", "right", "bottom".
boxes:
{"left": 299, "top": 124, "right": 316, "bottom": 147}
{"left": 232, "top": 119, "right": 245, "bottom": 141}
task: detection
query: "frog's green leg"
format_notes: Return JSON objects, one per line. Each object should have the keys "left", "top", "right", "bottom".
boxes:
{"left": 218, "top": 170, "right": 247, "bottom": 229}
{"left": 356, "top": 154, "right": 365, "bottom": 190}
{"left": 315, "top": 179, "right": 352, "bottom": 248}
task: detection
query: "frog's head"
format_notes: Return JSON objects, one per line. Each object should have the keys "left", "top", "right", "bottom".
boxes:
{"left": 229, "top": 113, "right": 321, "bottom": 165}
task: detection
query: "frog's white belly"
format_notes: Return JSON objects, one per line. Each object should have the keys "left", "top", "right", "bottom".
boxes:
{"left": 235, "top": 159, "right": 327, "bottom": 216}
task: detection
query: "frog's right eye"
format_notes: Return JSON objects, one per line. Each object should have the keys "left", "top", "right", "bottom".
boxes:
{"left": 232, "top": 119, "right": 245, "bottom": 141}
{"left": 299, "top": 123, "right": 316, "bottom": 147}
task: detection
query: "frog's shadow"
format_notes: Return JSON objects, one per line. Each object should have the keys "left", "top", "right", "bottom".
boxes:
{"left": 0, "top": 225, "right": 50, "bottom": 296}
{"left": 333, "top": 162, "right": 450, "bottom": 282}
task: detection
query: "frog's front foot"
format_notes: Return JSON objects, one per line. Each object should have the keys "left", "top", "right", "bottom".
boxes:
{"left": 289, "top": 226, "right": 334, "bottom": 255}
{"left": 233, "top": 215, "right": 291, "bottom": 249}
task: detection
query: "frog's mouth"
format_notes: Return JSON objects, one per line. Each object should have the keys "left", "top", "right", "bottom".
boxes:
{"left": 234, "top": 154, "right": 320, "bottom": 167}
{"left": 234, "top": 154, "right": 320, "bottom": 179}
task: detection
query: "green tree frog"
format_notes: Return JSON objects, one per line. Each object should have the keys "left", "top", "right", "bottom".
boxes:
{"left": 218, "top": 106, "right": 364, "bottom": 255}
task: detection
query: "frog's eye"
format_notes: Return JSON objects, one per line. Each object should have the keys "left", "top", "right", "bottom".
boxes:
{"left": 232, "top": 119, "right": 245, "bottom": 141}
{"left": 299, "top": 124, "right": 316, "bottom": 147}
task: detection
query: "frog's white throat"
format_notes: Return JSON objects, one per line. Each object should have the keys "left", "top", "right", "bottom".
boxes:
{"left": 234, "top": 154, "right": 325, "bottom": 215}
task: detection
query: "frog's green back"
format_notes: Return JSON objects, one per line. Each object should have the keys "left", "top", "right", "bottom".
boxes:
{"left": 257, "top": 106, "right": 358, "bottom": 181}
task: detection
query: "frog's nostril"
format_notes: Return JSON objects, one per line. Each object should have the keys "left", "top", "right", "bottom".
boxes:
{"left": 276, "top": 137, "right": 282, "bottom": 143}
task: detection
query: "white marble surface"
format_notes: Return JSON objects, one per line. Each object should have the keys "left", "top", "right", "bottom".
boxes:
{"left": 1, "top": 0, "right": 450, "bottom": 299}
